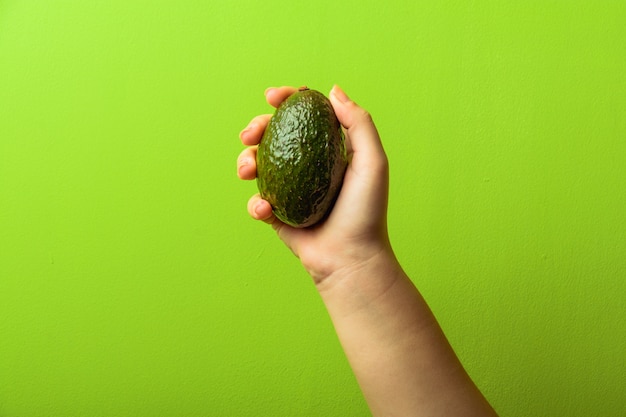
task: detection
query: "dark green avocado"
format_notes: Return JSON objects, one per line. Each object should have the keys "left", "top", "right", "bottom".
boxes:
{"left": 256, "top": 87, "right": 347, "bottom": 228}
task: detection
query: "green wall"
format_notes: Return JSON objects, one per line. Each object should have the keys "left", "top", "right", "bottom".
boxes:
{"left": 1, "top": 1, "right": 624, "bottom": 416}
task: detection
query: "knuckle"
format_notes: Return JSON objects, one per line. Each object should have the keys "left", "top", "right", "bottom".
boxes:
{"left": 357, "top": 108, "right": 374, "bottom": 124}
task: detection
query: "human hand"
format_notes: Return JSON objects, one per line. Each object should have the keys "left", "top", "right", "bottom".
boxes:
{"left": 237, "top": 85, "right": 391, "bottom": 285}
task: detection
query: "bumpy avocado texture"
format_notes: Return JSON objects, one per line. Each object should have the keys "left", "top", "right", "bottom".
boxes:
{"left": 256, "top": 88, "right": 347, "bottom": 228}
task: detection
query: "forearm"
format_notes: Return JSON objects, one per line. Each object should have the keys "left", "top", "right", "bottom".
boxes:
{"left": 317, "top": 249, "right": 497, "bottom": 417}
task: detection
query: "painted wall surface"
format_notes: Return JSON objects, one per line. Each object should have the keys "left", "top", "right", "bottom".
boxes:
{"left": 1, "top": 1, "right": 624, "bottom": 416}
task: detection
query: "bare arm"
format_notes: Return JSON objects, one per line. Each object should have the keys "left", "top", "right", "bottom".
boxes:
{"left": 237, "top": 85, "right": 498, "bottom": 416}
{"left": 317, "top": 248, "right": 496, "bottom": 416}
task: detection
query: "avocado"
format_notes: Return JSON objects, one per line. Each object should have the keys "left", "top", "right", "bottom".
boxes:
{"left": 256, "top": 87, "right": 347, "bottom": 228}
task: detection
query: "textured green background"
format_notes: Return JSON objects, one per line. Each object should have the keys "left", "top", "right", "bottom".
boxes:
{"left": 1, "top": 1, "right": 625, "bottom": 416}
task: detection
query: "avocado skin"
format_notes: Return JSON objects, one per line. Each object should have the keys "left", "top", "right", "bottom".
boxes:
{"left": 256, "top": 88, "right": 347, "bottom": 228}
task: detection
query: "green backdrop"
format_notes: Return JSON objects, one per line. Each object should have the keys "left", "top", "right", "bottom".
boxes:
{"left": 1, "top": 1, "right": 625, "bottom": 416}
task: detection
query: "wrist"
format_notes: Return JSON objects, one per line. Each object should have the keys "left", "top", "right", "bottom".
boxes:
{"left": 314, "top": 242, "right": 406, "bottom": 311}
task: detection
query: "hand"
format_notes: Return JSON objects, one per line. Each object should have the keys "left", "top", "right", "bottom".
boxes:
{"left": 238, "top": 87, "right": 499, "bottom": 417}
{"left": 237, "top": 85, "right": 391, "bottom": 285}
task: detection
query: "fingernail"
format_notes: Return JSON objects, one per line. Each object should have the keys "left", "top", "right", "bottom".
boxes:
{"left": 237, "top": 157, "right": 250, "bottom": 175}
{"left": 332, "top": 85, "right": 350, "bottom": 103}
{"left": 254, "top": 201, "right": 264, "bottom": 217}
{"left": 265, "top": 87, "right": 276, "bottom": 96}
{"left": 240, "top": 123, "right": 256, "bottom": 140}
{"left": 239, "top": 126, "right": 251, "bottom": 139}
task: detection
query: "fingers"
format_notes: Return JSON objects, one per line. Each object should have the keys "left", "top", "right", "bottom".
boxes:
{"left": 240, "top": 114, "right": 272, "bottom": 146}
{"left": 237, "top": 146, "right": 257, "bottom": 180}
{"left": 247, "top": 194, "right": 274, "bottom": 222}
{"left": 238, "top": 87, "right": 303, "bottom": 177}
{"left": 265, "top": 86, "right": 299, "bottom": 108}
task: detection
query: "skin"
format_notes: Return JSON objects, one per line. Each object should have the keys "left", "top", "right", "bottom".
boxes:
{"left": 237, "top": 85, "right": 499, "bottom": 417}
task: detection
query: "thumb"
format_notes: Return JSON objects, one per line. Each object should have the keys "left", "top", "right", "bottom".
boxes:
{"left": 329, "top": 85, "right": 387, "bottom": 171}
